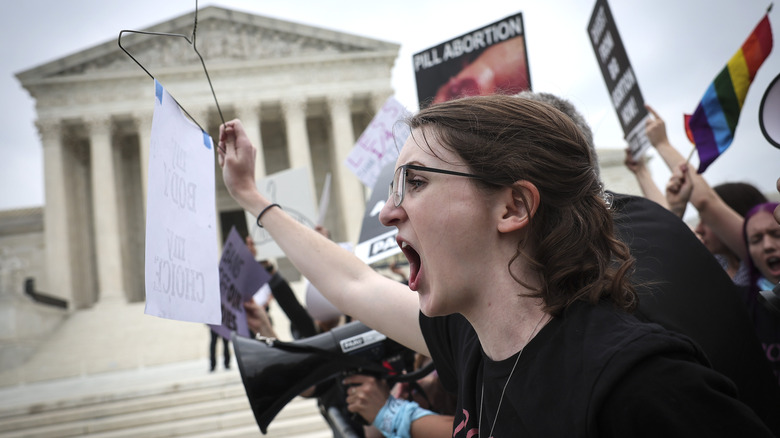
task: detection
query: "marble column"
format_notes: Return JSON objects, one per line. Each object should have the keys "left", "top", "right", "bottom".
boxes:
{"left": 37, "top": 119, "right": 74, "bottom": 306}
{"left": 87, "top": 115, "right": 125, "bottom": 303}
{"left": 281, "top": 96, "right": 317, "bottom": 198}
{"left": 328, "top": 93, "right": 364, "bottom": 244}
{"left": 235, "top": 102, "right": 266, "bottom": 179}
{"left": 133, "top": 111, "right": 153, "bottom": 211}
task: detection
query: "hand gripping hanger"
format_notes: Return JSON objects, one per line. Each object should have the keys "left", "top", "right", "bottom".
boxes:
{"left": 117, "top": 0, "right": 226, "bottom": 148}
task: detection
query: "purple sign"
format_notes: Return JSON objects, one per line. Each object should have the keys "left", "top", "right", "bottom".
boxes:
{"left": 209, "top": 227, "right": 270, "bottom": 339}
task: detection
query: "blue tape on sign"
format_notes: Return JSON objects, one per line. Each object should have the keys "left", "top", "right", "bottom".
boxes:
{"left": 203, "top": 131, "right": 211, "bottom": 149}
{"left": 155, "top": 80, "right": 163, "bottom": 104}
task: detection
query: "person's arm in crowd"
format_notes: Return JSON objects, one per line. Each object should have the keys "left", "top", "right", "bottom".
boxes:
{"left": 244, "top": 299, "right": 277, "bottom": 338}
{"left": 265, "top": 267, "right": 318, "bottom": 339}
{"left": 343, "top": 374, "right": 452, "bottom": 438}
{"left": 409, "top": 415, "right": 454, "bottom": 438}
{"left": 665, "top": 162, "right": 694, "bottom": 218}
{"left": 218, "top": 119, "right": 428, "bottom": 356}
{"left": 644, "top": 104, "right": 747, "bottom": 259}
{"left": 623, "top": 148, "right": 670, "bottom": 209}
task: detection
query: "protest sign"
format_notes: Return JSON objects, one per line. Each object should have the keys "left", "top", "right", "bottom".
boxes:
{"left": 144, "top": 80, "right": 221, "bottom": 324}
{"left": 248, "top": 167, "right": 317, "bottom": 259}
{"left": 414, "top": 13, "right": 531, "bottom": 108}
{"left": 345, "top": 96, "right": 410, "bottom": 188}
{"left": 587, "top": 0, "right": 650, "bottom": 159}
{"left": 355, "top": 162, "right": 401, "bottom": 264}
{"left": 316, "top": 173, "right": 331, "bottom": 227}
{"left": 210, "top": 227, "right": 270, "bottom": 340}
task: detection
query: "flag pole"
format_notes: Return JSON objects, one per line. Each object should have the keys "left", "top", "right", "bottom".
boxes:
{"left": 685, "top": 146, "right": 696, "bottom": 165}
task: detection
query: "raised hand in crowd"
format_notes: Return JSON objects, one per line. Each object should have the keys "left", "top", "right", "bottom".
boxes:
{"left": 665, "top": 163, "right": 694, "bottom": 218}
{"left": 623, "top": 148, "right": 669, "bottom": 209}
{"left": 644, "top": 104, "right": 746, "bottom": 260}
{"left": 775, "top": 177, "right": 780, "bottom": 225}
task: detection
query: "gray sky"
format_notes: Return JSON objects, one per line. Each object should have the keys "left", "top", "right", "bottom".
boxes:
{"left": 1, "top": 0, "right": 778, "bottom": 210}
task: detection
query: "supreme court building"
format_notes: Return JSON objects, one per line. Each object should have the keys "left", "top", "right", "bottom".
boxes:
{"left": 13, "top": 6, "right": 399, "bottom": 311}
{"left": 1, "top": 6, "right": 651, "bottom": 381}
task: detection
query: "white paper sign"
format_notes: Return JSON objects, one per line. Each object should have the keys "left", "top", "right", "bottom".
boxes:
{"left": 144, "top": 80, "right": 221, "bottom": 324}
{"left": 345, "top": 96, "right": 411, "bottom": 188}
{"left": 247, "top": 167, "right": 318, "bottom": 259}
{"left": 316, "top": 172, "right": 332, "bottom": 227}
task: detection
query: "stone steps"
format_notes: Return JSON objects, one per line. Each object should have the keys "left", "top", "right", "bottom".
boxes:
{"left": 0, "top": 362, "right": 331, "bottom": 438}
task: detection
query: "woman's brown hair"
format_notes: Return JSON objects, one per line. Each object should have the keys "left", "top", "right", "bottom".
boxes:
{"left": 406, "top": 94, "right": 636, "bottom": 315}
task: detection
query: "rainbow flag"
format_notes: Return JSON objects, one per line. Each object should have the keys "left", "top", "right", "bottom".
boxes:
{"left": 685, "top": 14, "right": 773, "bottom": 173}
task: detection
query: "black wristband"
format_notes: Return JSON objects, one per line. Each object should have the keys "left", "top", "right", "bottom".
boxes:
{"left": 256, "top": 203, "right": 281, "bottom": 228}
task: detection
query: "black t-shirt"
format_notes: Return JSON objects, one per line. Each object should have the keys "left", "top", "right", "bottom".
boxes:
{"left": 609, "top": 192, "right": 780, "bottom": 433}
{"left": 742, "top": 287, "right": 780, "bottom": 386}
{"left": 420, "top": 300, "right": 773, "bottom": 437}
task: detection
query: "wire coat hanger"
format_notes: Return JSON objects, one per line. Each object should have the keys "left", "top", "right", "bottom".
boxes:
{"left": 117, "top": 0, "right": 226, "bottom": 143}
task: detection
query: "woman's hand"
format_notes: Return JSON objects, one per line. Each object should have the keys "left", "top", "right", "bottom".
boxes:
{"left": 665, "top": 163, "right": 693, "bottom": 218}
{"left": 218, "top": 120, "right": 259, "bottom": 209}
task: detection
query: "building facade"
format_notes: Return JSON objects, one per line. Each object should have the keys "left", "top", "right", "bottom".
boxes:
{"left": 16, "top": 6, "right": 399, "bottom": 310}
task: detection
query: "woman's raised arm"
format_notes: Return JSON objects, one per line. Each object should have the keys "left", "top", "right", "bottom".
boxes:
{"left": 218, "top": 119, "right": 427, "bottom": 355}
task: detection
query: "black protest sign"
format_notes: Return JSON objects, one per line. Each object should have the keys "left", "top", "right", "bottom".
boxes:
{"left": 414, "top": 13, "right": 532, "bottom": 108}
{"left": 587, "top": 0, "right": 650, "bottom": 158}
{"left": 355, "top": 162, "right": 400, "bottom": 264}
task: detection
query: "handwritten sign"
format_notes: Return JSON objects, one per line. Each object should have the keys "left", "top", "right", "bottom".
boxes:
{"left": 345, "top": 96, "right": 410, "bottom": 188}
{"left": 210, "top": 227, "right": 270, "bottom": 340}
{"left": 144, "top": 80, "right": 221, "bottom": 324}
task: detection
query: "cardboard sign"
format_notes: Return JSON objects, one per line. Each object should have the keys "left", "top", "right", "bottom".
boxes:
{"left": 144, "top": 80, "right": 221, "bottom": 324}
{"left": 210, "top": 227, "right": 270, "bottom": 340}
{"left": 587, "top": 0, "right": 650, "bottom": 159}
{"left": 414, "top": 13, "right": 532, "bottom": 108}
{"left": 248, "top": 167, "right": 317, "bottom": 259}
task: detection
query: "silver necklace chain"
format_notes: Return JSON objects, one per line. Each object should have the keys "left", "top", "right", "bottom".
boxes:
{"left": 478, "top": 313, "right": 548, "bottom": 437}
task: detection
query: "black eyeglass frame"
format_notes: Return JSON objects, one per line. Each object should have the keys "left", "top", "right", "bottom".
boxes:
{"left": 389, "top": 164, "right": 483, "bottom": 208}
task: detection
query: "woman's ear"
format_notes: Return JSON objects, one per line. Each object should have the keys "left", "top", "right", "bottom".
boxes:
{"left": 497, "top": 181, "right": 539, "bottom": 233}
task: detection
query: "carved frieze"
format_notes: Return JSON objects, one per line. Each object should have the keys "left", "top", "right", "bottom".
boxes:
{"left": 54, "top": 18, "right": 371, "bottom": 78}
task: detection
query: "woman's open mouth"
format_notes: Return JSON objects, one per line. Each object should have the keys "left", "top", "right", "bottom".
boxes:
{"left": 765, "top": 255, "right": 780, "bottom": 278}
{"left": 400, "top": 240, "right": 421, "bottom": 291}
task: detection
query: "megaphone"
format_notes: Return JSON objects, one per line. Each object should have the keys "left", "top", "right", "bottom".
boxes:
{"left": 231, "top": 321, "right": 413, "bottom": 434}
{"left": 759, "top": 72, "right": 780, "bottom": 149}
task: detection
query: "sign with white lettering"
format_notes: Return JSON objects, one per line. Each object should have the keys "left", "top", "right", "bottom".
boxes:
{"left": 144, "top": 80, "right": 221, "bottom": 324}
{"left": 413, "top": 13, "right": 532, "bottom": 108}
{"left": 345, "top": 96, "right": 410, "bottom": 188}
{"left": 210, "top": 227, "right": 270, "bottom": 340}
{"left": 587, "top": 0, "right": 650, "bottom": 159}
{"left": 355, "top": 162, "right": 401, "bottom": 264}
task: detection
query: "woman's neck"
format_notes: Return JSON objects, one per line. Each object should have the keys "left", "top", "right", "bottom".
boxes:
{"left": 466, "top": 294, "right": 551, "bottom": 361}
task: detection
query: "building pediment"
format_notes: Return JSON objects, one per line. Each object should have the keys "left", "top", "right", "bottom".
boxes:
{"left": 17, "top": 6, "right": 400, "bottom": 83}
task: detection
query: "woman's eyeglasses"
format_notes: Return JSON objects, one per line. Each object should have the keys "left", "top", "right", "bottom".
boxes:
{"left": 389, "top": 164, "right": 482, "bottom": 208}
